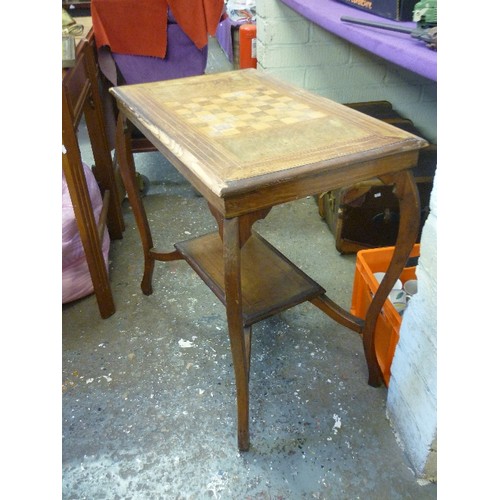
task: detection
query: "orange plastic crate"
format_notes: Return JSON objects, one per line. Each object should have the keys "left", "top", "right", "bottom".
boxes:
{"left": 351, "top": 244, "right": 420, "bottom": 386}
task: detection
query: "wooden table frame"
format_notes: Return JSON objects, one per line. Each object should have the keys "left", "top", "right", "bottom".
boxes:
{"left": 111, "top": 70, "right": 426, "bottom": 450}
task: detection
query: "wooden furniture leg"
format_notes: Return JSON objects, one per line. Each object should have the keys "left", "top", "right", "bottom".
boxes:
{"left": 309, "top": 169, "right": 420, "bottom": 386}
{"left": 114, "top": 112, "right": 182, "bottom": 295}
{"left": 362, "top": 170, "right": 421, "bottom": 386}
{"left": 114, "top": 113, "right": 156, "bottom": 294}
{"left": 223, "top": 216, "right": 250, "bottom": 451}
{"left": 81, "top": 42, "right": 125, "bottom": 240}
{"left": 62, "top": 148, "right": 115, "bottom": 319}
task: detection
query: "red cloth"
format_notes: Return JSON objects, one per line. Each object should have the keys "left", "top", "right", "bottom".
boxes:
{"left": 168, "top": 0, "right": 224, "bottom": 49}
{"left": 91, "top": 0, "right": 223, "bottom": 57}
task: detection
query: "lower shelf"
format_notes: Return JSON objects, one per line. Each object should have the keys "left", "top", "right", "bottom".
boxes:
{"left": 175, "top": 231, "right": 325, "bottom": 326}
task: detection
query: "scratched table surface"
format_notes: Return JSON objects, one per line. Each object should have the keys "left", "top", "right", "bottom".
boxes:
{"left": 110, "top": 69, "right": 427, "bottom": 204}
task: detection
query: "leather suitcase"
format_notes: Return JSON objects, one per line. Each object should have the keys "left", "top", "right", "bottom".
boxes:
{"left": 318, "top": 101, "right": 436, "bottom": 254}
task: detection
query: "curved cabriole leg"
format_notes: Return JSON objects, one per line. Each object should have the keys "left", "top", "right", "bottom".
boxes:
{"left": 362, "top": 170, "right": 421, "bottom": 387}
{"left": 114, "top": 112, "right": 156, "bottom": 295}
{"left": 140, "top": 259, "right": 155, "bottom": 296}
{"left": 223, "top": 216, "right": 250, "bottom": 451}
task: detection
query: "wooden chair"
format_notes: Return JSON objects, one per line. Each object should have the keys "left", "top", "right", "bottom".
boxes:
{"left": 94, "top": 7, "right": 211, "bottom": 155}
{"left": 62, "top": 39, "right": 125, "bottom": 318}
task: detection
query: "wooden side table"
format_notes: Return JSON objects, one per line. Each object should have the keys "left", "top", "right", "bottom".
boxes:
{"left": 111, "top": 69, "right": 427, "bottom": 450}
{"left": 63, "top": 19, "right": 124, "bottom": 318}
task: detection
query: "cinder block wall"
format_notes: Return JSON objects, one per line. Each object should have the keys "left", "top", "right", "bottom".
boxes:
{"left": 387, "top": 169, "right": 438, "bottom": 480}
{"left": 256, "top": 0, "right": 437, "bottom": 480}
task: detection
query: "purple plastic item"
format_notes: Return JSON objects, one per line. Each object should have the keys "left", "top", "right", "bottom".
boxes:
{"left": 215, "top": 16, "right": 250, "bottom": 63}
{"left": 216, "top": 17, "right": 235, "bottom": 62}
{"left": 278, "top": 0, "right": 436, "bottom": 81}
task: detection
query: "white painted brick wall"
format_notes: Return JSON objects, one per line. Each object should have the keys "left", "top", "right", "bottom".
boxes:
{"left": 256, "top": 0, "right": 437, "bottom": 480}
{"left": 387, "top": 169, "right": 438, "bottom": 480}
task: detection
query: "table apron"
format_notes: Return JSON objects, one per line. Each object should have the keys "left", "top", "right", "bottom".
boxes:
{"left": 219, "top": 150, "right": 419, "bottom": 218}
{"left": 116, "top": 106, "right": 419, "bottom": 218}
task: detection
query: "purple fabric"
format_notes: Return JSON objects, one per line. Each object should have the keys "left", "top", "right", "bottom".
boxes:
{"left": 112, "top": 24, "right": 208, "bottom": 85}
{"left": 278, "top": 0, "right": 436, "bottom": 81}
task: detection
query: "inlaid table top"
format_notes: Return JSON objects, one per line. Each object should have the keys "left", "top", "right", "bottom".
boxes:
{"left": 110, "top": 69, "right": 427, "bottom": 214}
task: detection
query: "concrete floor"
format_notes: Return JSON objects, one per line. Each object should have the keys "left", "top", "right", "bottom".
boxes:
{"left": 62, "top": 38, "right": 437, "bottom": 499}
